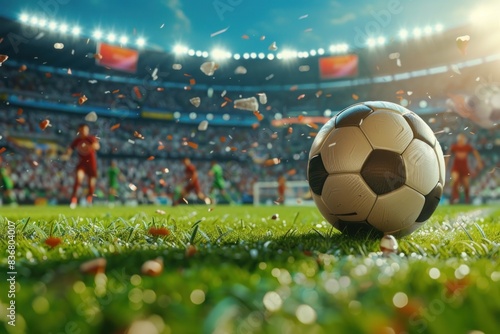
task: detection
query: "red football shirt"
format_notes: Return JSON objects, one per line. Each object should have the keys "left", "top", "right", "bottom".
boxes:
{"left": 70, "top": 136, "right": 98, "bottom": 168}
{"left": 185, "top": 163, "right": 198, "bottom": 182}
{"left": 450, "top": 143, "right": 473, "bottom": 173}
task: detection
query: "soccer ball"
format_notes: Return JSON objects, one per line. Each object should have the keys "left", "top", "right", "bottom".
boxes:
{"left": 307, "top": 101, "right": 445, "bottom": 237}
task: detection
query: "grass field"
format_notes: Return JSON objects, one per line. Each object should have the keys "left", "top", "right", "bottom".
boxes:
{"left": 1, "top": 204, "right": 499, "bottom": 334}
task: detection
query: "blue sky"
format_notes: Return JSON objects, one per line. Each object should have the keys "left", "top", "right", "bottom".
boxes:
{"left": 0, "top": 0, "right": 494, "bottom": 53}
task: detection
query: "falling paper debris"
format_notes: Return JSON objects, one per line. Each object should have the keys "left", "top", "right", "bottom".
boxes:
{"left": 456, "top": 35, "right": 470, "bottom": 55}
{"left": 380, "top": 235, "right": 398, "bottom": 255}
{"left": 0, "top": 54, "right": 7, "bottom": 65}
{"left": 200, "top": 61, "right": 219, "bottom": 76}
{"left": 451, "top": 64, "right": 461, "bottom": 74}
{"left": 80, "top": 258, "right": 106, "bottom": 275}
{"left": 141, "top": 258, "right": 163, "bottom": 276}
{"left": 190, "top": 97, "right": 201, "bottom": 107}
{"left": 268, "top": 41, "right": 278, "bottom": 51}
{"left": 54, "top": 43, "right": 64, "bottom": 49}
{"left": 85, "top": 111, "right": 97, "bottom": 122}
{"left": 388, "top": 52, "right": 400, "bottom": 60}
{"left": 39, "top": 119, "right": 51, "bottom": 130}
{"left": 258, "top": 93, "right": 267, "bottom": 104}
{"left": 299, "top": 14, "right": 308, "bottom": 19}
{"left": 78, "top": 95, "right": 88, "bottom": 105}
{"left": 265, "top": 74, "right": 274, "bottom": 80}
{"left": 198, "top": 120, "right": 209, "bottom": 131}
{"left": 210, "top": 26, "right": 229, "bottom": 37}
{"left": 234, "top": 66, "right": 247, "bottom": 74}
{"left": 234, "top": 97, "right": 259, "bottom": 111}
{"left": 221, "top": 90, "right": 227, "bottom": 97}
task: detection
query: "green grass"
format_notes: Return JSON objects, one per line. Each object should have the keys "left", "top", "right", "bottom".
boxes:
{"left": 1, "top": 204, "right": 499, "bottom": 334}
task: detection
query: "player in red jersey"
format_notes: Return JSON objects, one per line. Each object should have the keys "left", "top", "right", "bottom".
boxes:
{"left": 445, "top": 133, "right": 483, "bottom": 204}
{"left": 62, "top": 124, "right": 100, "bottom": 208}
{"left": 174, "top": 158, "right": 209, "bottom": 205}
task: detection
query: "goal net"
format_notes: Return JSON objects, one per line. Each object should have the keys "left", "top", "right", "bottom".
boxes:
{"left": 252, "top": 180, "right": 315, "bottom": 206}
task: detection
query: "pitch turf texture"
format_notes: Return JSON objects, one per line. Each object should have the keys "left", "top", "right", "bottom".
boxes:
{"left": 1, "top": 205, "right": 499, "bottom": 334}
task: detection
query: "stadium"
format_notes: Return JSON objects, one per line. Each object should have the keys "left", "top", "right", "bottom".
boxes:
{"left": 0, "top": 1, "right": 499, "bottom": 333}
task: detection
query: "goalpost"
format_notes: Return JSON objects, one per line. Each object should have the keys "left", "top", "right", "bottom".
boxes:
{"left": 252, "top": 180, "right": 315, "bottom": 206}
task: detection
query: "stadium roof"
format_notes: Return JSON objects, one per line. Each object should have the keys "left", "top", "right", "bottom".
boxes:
{"left": 0, "top": 0, "right": 497, "bottom": 54}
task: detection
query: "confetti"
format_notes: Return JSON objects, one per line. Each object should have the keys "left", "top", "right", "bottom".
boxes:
{"left": 167, "top": 135, "right": 173, "bottom": 140}
{"left": 78, "top": 95, "right": 88, "bottom": 105}
{"left": 19, "top": 64, "right": 27, "bottom": 72}
{"left": 133, "top": 86, "right": 142, "bottom": 99}
{"left": 234, "top": 97, "right": 259, "bottom": 111}
{"left": 221, "top": 101, "right": 228, "bottom": 108}
{"left": 141, "top": 258, "right": 164, "bottom": 276}
{"left": 133, "top": 131, "right": 145, "bottom": 139}
{"left": 44, "top": 236, "right": 62, "bottom": 248}
{"left": 148, "top": 226, "right": 169, "bottom": 235}
{"left": 85, "top": 111, "right": 98, "bottom": 122}
{"left": 110, "top": 123, "right": 120, "bottom": 131}
{"left": 268, "top": 41, "right": 278, "bottom": 51}
{"left": 307, "top": 123, "right": 319, "bottom": 129}
{"left": 287, "top": 168, "right": 297, "bottom": 176}
{"left": 200, "top": 61, "right": 219, "bottom": 76}
{"left": 210, "top": 26, "right": 229, "bottom": 37}
{"left": 94, "top": 53, "right": 103, "bottom": 60}
{"left": 147, "top": 156, "right": 155, "bottom": 161}
{"left": 352, "top": 93, "right": 359, "bottom": 100}
{"left": 258, "top": 93, "right": 267, "bottom": 104}
{"left": 234, "top": 66, "right": 247, "bottom": 74}
{"left": 396, "top": 89, "right": 405, "bottom": 95}
{"left": 265, "top": 74, "right": 274, "bottom": 80}
{"left": 112, "top": 89, "right": 120, "bottom": 94}
{"left": 16, "top": 118, "right": 25, "bottom": 124}
{"left": 80, "top": 258, "right": 107, "bottom": 275}
{"left": 190, "top": 97, "right": 201, "bottom": 107}
{"left": 297, "top": 94, "right": 306, "bottom": 100}
{"left": 185, "top": 244, "right": 197, "bottom": 258}
{"left": 315, "top": 90, "right": 323, "bottom": 98}
{"left": 189, "top": 78, "right": 196, "bottom": 85}
{"left": 17, "top": 108, "right": 23, "bottom": 115}
{"left": 187, "top": 142, "right": 199, "bottom": 149}
{"left": 129, "top": 183, "right": 138, "bottom": 191}
{"left": 67, "top": 68, "right": 72, "bottom": 75}
{"left": 198, "top": 120, "right": 209, "bottom": 131}
{"left": 290, "top": 85, "right": 298, "bottom": 91}
{"left": 0, "top": 147, "right": 6, "bottom": 154}
{"left": 388, "top": 52, "right": 400, "bottom": 60}
{"left": 299, "top": 14, "right": 308, "bottom": 19}
{"left": 221, "top": 90, "right": 227, "bottom": 97}
{"left": 0, "top": 54, "right": 8, "bottom": 65}
{"left": 39, "top": 119, "right": 51, "bottom": 130}
{"left": 260, "top": 35, "right": 266, "bottom": 40}
{"left": 264, "top": 158, "right": 281, "bottom": 166}
{"left": 251, "top": 123, "right": 260, "bottom": 129}
{"left": 287, "top": 127, "right": 293, "bottom": 135}
{"left": 219, "top": 136, "right": 226, "bottom": 143}
{"left": 456, "top": 35, "right": 470, "bottom": 55}
{"left": 380, "top": 235, "right": 398, "bottom": 255}
{"left": 253, "top": 111, "right": 264, "bottom": 121}
{"left": 241, "top": 34, "right": 250, "bottom": 39}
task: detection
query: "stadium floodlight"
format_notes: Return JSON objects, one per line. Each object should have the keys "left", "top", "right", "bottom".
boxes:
{"left": 377, "top": 36, "right": 386, "bottom": 45}
{"left": 329, "top": 45, "right": 338, "bottom": 53}
{"left": 93, "top": 30, "right": 103, "bottom": 39}
{"left": 367, "top": 38, "right": 376, "bottom": 47}
{"left": 225, "top": 51, "right": 232, "bottom": 59}
{"left": 276, "top": 52, "right": 283, "bottom": 59}
{"left": 136, "top": 37, "right": 146, "bottom": 47}
{"left": 339, "top": 43, "right": 349, "bottom": 52}
{"left": 250, "top": 52, "right": 257, "bottom": 59}
{"left": 195, "top": 50, "right": 202, "bottom": 57}
{"left": 435, "top": 23, "right": 443, "bottom": 32}
{"left": 399, "top": 29, "right": 409, "bottom": 40}
{"left": 233, "top": 53, "right": 241, "bottom": 60}
{"left": 71, "top": 26, "right": 81, "bottom": 36}
{"left": 211, "top": 48, "right": 226, "bottom": 59}
{"left": 258, "top": 52, "right": 265, "bottom": 59}
{"left": 317, "top": 48, "right": 325, "bottom": 55}
{"left": 188, "top": 49, "right": 195, "bottom": 56}
{"left": 20, "top": 13, "right": 29, "bottom": 23}
{"left": 119, "top": 35, "right": 128, "bottom": 44}
{"left": 202, "top": 51, "right": 209, "bottom": 58}
{"left": 281, "top": 49, "right": 296, "bottom": 59}
{"left": 59, "top": 24, "right": 68, "bottom": 33}
{"left": 173, "top": 44, "right": 188, "bottom": 54}
{"left": 107, "top": 33, "right": 116, "bottom": 42}
{"left": 30, "top": 16, "right": 39, "bottom": 25}
{"left": 267, "top": 53, "right": 275, "bottom": 60}
{"left": 413, "top": 28, "right": 422, "bottom": 38}
{"left": 48, "top": 21, "right": 57, "bottom": 31}
{"left": 424, "top": 26, "right": 433, "bottom": 35}
{"left": 243, "top": 52, "right": 250, "bottom": 59}
{"left": 310, "top": 49, "right": 317, "bottom": 56}
{"left": 38, "top": 18, "right": 47, "bottom": 27}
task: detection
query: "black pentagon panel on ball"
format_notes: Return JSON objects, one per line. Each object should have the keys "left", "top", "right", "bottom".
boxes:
{"left": 335, "top": 103, "right": 373, "bottom": 128}
{"left": 336, "top": 220, "right": 384, "bottom": 238}
{"left": 361, "top": 150, "right": 406, "bottom": 195}
{"left": 416, "top": 182, "right": 443, "bottom": 222}
{"left": 403, "top": 112, "right": 436, "bottom": 147}
{"left": 308, "top": 155, "right": 329, "bottom": 196}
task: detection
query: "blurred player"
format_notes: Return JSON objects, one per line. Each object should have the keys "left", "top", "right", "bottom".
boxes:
{"left": 277, "top": 175, "right": 286, "bottom": 204}
{"left": 62, "top": 123, "right": 100, "bottom": 208}
{"left": 107, "top": 160, "right": 122, "bottom": 207}
{"left": 174, "top": 158, "right": 209, "bottom": 205}
{"left": 208, "top": 160, "right": 233, "bottom": 204}
{"left": 445, "top": 133, "right": 483, "bottom": 204}
{"left": 0, "top": 156, "right": 16, "bottom": 205}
